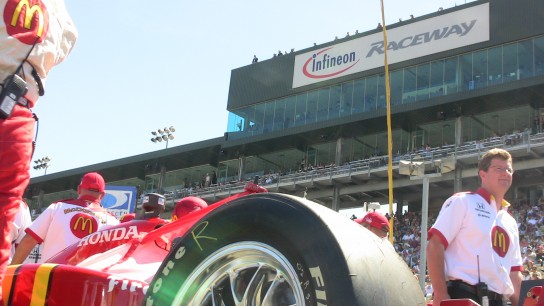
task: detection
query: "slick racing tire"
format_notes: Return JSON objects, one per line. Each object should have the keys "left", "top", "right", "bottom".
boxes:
{"left": 145, "top": 193, "right": 425, "bottom": 306}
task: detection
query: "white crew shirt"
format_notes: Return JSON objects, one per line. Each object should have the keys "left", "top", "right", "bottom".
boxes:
{"left": 25, "top": 196, "right": 119, "bottom": 262}
{"left": 428, "top": 188, "right": 523, "bottom": 297}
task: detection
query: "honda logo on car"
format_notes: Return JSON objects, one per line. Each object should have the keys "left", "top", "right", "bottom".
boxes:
{"left": 292, "top": 3, "right": 489, "bottom": 88}
{"left": 78, "top": 225, "right": 140, "bottom": 246}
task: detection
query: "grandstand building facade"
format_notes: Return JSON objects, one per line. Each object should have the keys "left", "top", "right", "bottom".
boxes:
{"left": 26, "top": 0, "right": 544, "bottom": 216}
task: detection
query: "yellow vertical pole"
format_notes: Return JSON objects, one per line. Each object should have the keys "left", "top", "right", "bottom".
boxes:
{"left": 379, "top": 0, "right": 394, "bottom": 244}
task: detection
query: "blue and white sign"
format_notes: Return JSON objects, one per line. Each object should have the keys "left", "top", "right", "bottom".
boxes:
{"left": 101, "top": 185, "right": 138, "bottom": 219}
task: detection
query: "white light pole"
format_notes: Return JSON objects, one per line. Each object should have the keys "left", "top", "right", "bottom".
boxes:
{"left": 399, "top": 157, "right": 455, "bottom": 292}
{"left": 412, "top": 172, "right": 440, "bottom": 291}
{"left": 33, "top": 156, "right": 51, "bottom": 175}
{"left": 151, "top": 126, "right": 175, "bottom": 149}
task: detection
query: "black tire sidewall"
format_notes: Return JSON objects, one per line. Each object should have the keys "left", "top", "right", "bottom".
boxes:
{"left": 146, "top": 193, "right": 355, "bottom": 306}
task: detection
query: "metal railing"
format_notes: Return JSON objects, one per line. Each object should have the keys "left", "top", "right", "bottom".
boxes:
{"left": 162, "top": 131, "right": 544, "bottom": 201}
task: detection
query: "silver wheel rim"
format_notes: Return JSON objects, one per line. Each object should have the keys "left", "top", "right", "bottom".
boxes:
{"left": 172, "top": 241, "right": 305, "bottom": 306}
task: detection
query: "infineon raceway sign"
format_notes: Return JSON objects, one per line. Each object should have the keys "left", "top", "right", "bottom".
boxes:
{"left": 292, "top": 3, "right": 489, "bottom": 88}
{"left": 101, "top": 185, "right": 137, "bottom": 219}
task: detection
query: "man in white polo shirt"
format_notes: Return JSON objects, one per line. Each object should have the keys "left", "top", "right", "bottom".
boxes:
{"left": 427, "top": 148, "right": 523, "bottom": 306}
{"left": 11, "top": 172, "right": 119, "bottom": 264}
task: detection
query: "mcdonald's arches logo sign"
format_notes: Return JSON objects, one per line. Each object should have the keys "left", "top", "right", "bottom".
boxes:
{"left": 491, "top": 226, "right": 510, "bottom": 258}
{"left": 3, "top": 0, "right": 49, "bottom": 44}
{"left": 70, "top": 213, "right": 98, "bottom": 239}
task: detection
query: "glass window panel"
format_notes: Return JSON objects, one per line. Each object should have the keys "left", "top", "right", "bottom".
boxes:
{"left": 294, "top": 93, "right": 307, "bottom": 127}
{"left": 352, "top": 79, "right": 365, "bottom": 114}
{"left": 341, "top": 82, "right": 354, "bottom": 116}
{"left": 416, "top": 63, "right": 430, "bottom": 101}
{"left": 227, "top": 111, "right": 244, "bottom": 133}
{"left": 329, "top": 85, "right": 341, "bottom": 119}
{"left": 317, "top": 87, "right": 330, "bottom": 121}
{"left": 473, "top": 50, "right": 488, "bottom": 89}
{"left": 488, "top": 47, "right": 503, "bottom": 85}
{"left": 252, "top": 103, "right": 265, "bottom": 135}
{"left": 403, "top": 67, "right": 416, "bottom": 104}
{"left": 306, "top": 90, "right": 318, "bottom": 124}
{"left": 244, "top": 105, "right": 255, "bottom": 133}
{"left": 444, "top": 57, "right": 459, "bottom": 94}
{"left": 503, "top": 43, "right": 518, "bottom": 82}
{"left": 273, "top": 98, "right": 286, "bottom": 131}
{"left": 263, "top": 101, "right": 274, "bottom": 133}
{"left": 430, "top": 60, "right": 444, "bottom": 97}
{"left": 284, "top": 96, "right": 296, "bottom": 129}
{"left": 535, "top": 36, "right": 544, "bottom": 76}
{"left": 390, "top": 70, "right": 403, "bottom": 105}
{"left": 518, "top": 40, "right": 534, "bottom": 79}
{"left": 459, "top": 54, "right": 473, "bottom": 92}
{"left": 377, "top": 74, "right": 386, "bottom": 109}
{"left": 365, "top": 76, "right": 378, "bottom": 111}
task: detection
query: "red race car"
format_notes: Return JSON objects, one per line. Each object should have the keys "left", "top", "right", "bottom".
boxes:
{"left": 4, "top": 183, "right": 425, "bottom": 305}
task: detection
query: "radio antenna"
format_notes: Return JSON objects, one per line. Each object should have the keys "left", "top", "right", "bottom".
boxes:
{"left": 477, "top": 255, "right": 481, "bottom": 282}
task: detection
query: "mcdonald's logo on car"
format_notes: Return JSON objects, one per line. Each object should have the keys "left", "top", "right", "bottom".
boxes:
{"left": 492, "top": 226, "right": 510, "bottom": 258}
{"left": 70, "top": 213, "right": 98, "bottom": 239}
{"left": 4, "top": 0, "right": 49, "bottom": 44}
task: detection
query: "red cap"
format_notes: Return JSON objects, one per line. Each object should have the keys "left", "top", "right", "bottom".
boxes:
{"left": 79, "top": 172, "right": 105, "bottom": 193}
{"left": 356, "top": 212, "right": 390, "bottom": 232}
{"left": 172, "top": 197, "right": 208, "bottom": 221}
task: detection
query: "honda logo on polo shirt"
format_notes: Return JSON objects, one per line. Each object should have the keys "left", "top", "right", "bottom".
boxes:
{"left": 477, "top": 202, "right": 485, "bottom": 210}
{"left": 70, "top": 213, "right": 99, "bottom": 239}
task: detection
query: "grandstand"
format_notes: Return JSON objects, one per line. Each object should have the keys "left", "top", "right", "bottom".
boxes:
{"left": 26, "top": 0, "right": 544, "bottom": 233}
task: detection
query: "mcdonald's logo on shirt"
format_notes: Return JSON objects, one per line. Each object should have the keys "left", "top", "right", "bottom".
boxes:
{"left": 491, "top": 226, "right": 510, "bottom": 258}
{"left": 4, "top": 0, "right": 49, "bottom": 44}
{"left": 70, "top": 213, "right": 98, "bottom": 239}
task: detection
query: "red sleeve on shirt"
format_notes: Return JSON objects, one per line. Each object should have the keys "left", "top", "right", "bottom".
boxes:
{"left": 428, "top": 228, "right": 449, "bottom": 249}
{"left": 24, "top": 228, "right": 44, "bottom": 244}
{"left": 511, "top": 265, "right": 523, "bottom": 272}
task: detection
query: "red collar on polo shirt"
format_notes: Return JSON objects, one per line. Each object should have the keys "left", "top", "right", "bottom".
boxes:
{"left": 476, "top": 187, "right": 510, "bottom": 209}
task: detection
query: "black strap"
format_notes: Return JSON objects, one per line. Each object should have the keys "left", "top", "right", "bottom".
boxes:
{"left": 30, "top": 112, "right": 39, "bottom": 160}
{"left": 14, "top": 36, "right": 44, "bottom": 96}
{"left": 31, "top": 68, "right": 44, "bottom": 96}
{"left": 14, "top": 36, "right": 39, "bottom": 75}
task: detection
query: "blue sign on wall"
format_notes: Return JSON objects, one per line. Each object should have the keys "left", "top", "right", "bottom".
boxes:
{"left": 101, "top": 185, "right": 137, "bottom": 219}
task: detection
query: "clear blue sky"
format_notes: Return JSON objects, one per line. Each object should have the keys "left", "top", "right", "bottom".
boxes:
{"left": 30, "top": 0, "right": 474, "bottom": 177}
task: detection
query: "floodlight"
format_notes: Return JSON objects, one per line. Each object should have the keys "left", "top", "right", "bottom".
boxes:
{"left": 151, "top": 125, "right": 175, "bottom": 148}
